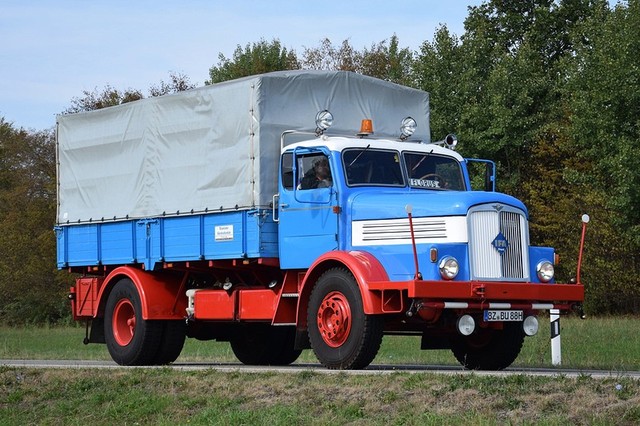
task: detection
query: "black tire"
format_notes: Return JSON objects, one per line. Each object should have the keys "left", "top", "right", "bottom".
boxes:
{"left": 307, "top": 267, "right": 383, "bottom": 370}
{"left": 268, "top": 326, "right": 304, "bottom": 366}
{"left": 450, "top": 322, "right": 525, "bottom": 370}
{"left": 104, "top": 279, "right": 163, "bottom": 366}
{"left": 230, "top": 324, "right": 302, "bottom": 366}
{"left": 152, "top": 320, "right": 186, "bottom": 365}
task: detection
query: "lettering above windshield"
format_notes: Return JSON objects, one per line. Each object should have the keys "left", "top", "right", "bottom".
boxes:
{"left": 404, "top": 152, "right": 465, "bottom": 191}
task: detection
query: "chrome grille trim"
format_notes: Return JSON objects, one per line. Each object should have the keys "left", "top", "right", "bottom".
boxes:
{"left": 468, "top": 205, "right": 529, "bottom": 281}
{"left": 352, "top": 216, "right": 467, "bottom": 246}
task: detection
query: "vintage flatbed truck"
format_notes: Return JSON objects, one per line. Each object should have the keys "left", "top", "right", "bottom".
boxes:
{"left": 56, "top": 70, "right": 584, "bottom": 369}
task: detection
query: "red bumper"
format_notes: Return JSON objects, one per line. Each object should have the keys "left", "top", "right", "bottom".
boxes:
{"left": 369, "top": 279, "right": 584, "bottom": 310}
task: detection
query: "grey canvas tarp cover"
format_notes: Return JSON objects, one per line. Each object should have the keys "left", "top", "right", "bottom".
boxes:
{"left": 56, "top": 70, "right": 430, "bottom": 224}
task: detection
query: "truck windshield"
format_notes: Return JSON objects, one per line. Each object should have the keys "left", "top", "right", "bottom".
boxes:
{"left": 404, "top": 152, "right": 465, "bottom": 191}
{"left": 342, "top": 148, "right": 404, "bottom": 186}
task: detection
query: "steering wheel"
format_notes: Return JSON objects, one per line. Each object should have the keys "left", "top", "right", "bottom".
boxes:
{"left": 418, "top": 173, "right": 446, "bottom": 188}
{"left": 419, "top": 173, "right": 444, "bottom": 181}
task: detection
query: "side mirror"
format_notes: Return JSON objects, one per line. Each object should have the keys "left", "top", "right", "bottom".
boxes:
{"left": 466, "top": 159, "right": 496, "bottom": 192}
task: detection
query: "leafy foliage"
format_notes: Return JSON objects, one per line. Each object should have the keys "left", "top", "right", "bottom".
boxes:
{"left": 207, "top": 38, "right": 300, "bottom": 84}
{"left": 301, "top": 35, "right": 413, "bottom": 85}
{"left": 2, "top": 1, "right": 640, "bottom": 322}
{"left": 148, "top": 71, "right": 196, "bottom": 97}
{"left": 302, "top": 38, "right": 359, "bottom": 72}
{"left": 64, "top": 85, "right": 143, "bottom": 114}
{"left": 65, "top": 71, "right": 195, "bottom": 114}
{"left": 0, "top": 119, "right": 72, "bottom": 324}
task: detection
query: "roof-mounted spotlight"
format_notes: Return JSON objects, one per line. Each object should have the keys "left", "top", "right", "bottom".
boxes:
{"left": 315, "top": 110, "right": 333, "bottom": 136}
{"left": 400, "top": 117, "right": 417, "bottom": 141}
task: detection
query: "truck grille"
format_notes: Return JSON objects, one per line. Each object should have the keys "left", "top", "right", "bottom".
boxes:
{"left": 468, "top": 206, "right": 529, "bottom": 280}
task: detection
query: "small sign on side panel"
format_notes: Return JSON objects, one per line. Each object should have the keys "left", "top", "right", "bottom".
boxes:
{"left": 215, "top": 225, "right": 234, "bottom": 241}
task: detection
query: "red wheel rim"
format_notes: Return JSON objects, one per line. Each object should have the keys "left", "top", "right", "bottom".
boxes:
{"left": 317, "top": 291, "right": 352, "bottom": 348}
{"left": 112, "top": 299, "right": 136, "bottom": 346}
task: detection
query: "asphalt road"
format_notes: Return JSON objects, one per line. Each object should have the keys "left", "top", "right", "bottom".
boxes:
{"left": 2, "top": 359, "right": 639, "bottom": 379}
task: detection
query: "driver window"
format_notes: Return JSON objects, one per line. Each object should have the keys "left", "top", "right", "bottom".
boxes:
{"left": 281, "top": 153, "right": 294, "bottom": 190}
{"left": 298, "top": 154, "right": 332, "bottom": 190}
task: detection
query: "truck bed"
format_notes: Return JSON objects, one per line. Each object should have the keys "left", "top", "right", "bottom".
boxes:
{"left": 55, "top": 210, "right": 278, "bottom": 270}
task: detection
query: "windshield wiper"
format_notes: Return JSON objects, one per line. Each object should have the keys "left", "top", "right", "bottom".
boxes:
{"left": 411, "top": 149, "right": 434, "bottom": 171}
{"left": 348, "top": 144, "right": 371, "bottom": 167}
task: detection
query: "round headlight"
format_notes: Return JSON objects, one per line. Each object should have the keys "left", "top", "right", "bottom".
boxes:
{"left": 536, "top": 260, "right": 555, "bottom": 283}
{"left": 315, "top": 110, "right": 333, "bottom": 132}
{"left": 439, "top": 256, "right": 459, "bottom": 280}
{"left": 400, "top": 117, "right": 417, "bottom": 140}
{"left": 523, "top": 315, "right": 539, "bottom": 336}
{"left": 457, "top": 315, "right": 475, "bottom": 336}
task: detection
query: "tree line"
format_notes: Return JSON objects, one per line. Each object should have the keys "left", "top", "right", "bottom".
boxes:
{"left": 1, "top": 0, "right": 638, "bottom": 324}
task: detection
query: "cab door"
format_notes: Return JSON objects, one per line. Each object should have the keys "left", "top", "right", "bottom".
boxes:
{"left": 277, "top": 150, "right": 339, "bottom": 269}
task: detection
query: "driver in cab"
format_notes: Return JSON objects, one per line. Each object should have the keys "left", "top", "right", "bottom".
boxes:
{"left": 300, "top": 157, "right": 332, "bottom": 189}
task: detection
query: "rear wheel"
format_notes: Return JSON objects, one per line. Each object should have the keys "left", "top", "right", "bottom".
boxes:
{"left": 104, "top": 279, "right": 163, "bottom": 366}
{"left": 450, "top": 322, "right": 525, "bottom": 370}
{"left": 230, "top": 324, "right": 302, "bottom": 366}
{"left": 307, "top": 268, "right": 383, "bottom": 370}
{"left": 152, "top": 320, "right": 186, "bottom": 365}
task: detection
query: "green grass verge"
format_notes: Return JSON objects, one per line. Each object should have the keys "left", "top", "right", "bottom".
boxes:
{"left": 1, "top": 317, "right": 639, "bottom": 424}
{"left": 1, "top": 367, "right": 639, "bottom": 425}
{"left": 1, "top": 316, "right": 639, "bottom": 370}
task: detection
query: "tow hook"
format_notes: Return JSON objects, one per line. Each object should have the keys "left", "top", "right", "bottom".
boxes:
{"left": 472, "top": 284, "right": 485, "bottom": 296}
{"left": 405, "top": 300, "right": 421, "bottom": 317}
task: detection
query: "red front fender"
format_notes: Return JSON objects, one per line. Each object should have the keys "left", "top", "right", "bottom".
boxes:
{"left": 300, "top": 250, "right": 393, "bottom": 315}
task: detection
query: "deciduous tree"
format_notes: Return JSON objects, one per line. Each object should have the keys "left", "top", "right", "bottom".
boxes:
{"left": 207, "top": 38, "right": 299, "bottom": 84}
{"left": 0, "top": 119, "right": 71, "bottom": 324}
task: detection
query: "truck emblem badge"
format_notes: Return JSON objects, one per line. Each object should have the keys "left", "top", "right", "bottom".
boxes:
{"left": 492, "top": 204, "right": 504, "bottom": 212}
{"left": 492, "top": 232, "right": 509, "bottom": 255}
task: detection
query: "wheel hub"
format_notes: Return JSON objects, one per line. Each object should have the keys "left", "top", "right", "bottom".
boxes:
{"left": 112, "top": 299, "right": 136, "bottom": 346}
{"left": 317, "top": 291, "right": 352, "bottom": 347}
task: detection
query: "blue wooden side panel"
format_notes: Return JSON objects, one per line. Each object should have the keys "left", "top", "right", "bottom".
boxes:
{"left": 56, "top": 210, "right": 278, "bottom": 270}
{"left": 101, "top": 221, "right": 136, "bottom": 264}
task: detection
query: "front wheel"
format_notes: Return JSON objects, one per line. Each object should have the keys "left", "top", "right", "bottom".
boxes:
{"left": 450, "top": 322, "right": 525, "bottom": 370}
{"left": 307, "top": 268, "right": 383, "bottom": 370}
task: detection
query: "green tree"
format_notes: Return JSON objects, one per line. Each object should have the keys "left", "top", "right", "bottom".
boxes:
{"left": 302, "top": 36, "right": 413, "bottom": 85}
{"left": 64, "top": 72, "right": 196, "bottom": 114}
{"left": 413, "top": 26, "right": 464, "bottom": 141}
{"left": 148, "top": 71, "right": 196, "bottom": 97}
{"left": 564, "top": 0, "right": 640, "bottom": 312}
{"left": 207, "top": 38, "right": 300, "bottom": 84}
{"left": 0, "top": 119, "right": 71, "bottom": 324}
{"left": 359, "top": 34, "right": 414, "bottom": 85}
{"left": 64, "top": 85, "right": 143, "bottom": 114}
{"left": 422, "top": 0, "right": 627, "bottom": 313}
{"left": 301, "top": 38, "right": 359, "bottom": 72}
{"left": 454, "top": 0, "right": 598, "bottom": 194}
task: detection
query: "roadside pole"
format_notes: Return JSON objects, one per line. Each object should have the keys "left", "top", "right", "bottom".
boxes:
{"left": 550, "top": 309, "right": 561, "bottom": 365}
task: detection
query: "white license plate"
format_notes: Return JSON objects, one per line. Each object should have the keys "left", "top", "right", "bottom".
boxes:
{"left": 483, "top": 310, "right": 523, "bottom": 322}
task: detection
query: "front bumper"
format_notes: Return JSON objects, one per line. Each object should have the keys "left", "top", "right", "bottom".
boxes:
{"left": 368, "top": 279, "right": 584, "bottom": 311}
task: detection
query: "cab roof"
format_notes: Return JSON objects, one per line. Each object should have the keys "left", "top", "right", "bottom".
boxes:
{"left": 284, "top": 135, "right": 465, "bottom": 162}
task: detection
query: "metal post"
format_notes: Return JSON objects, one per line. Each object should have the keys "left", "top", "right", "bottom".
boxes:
{"left": 405, "top": 205, "right": 421, "bottom": 280}
{"left": 550, "top": 309, "right": 561, "bottom": 366}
